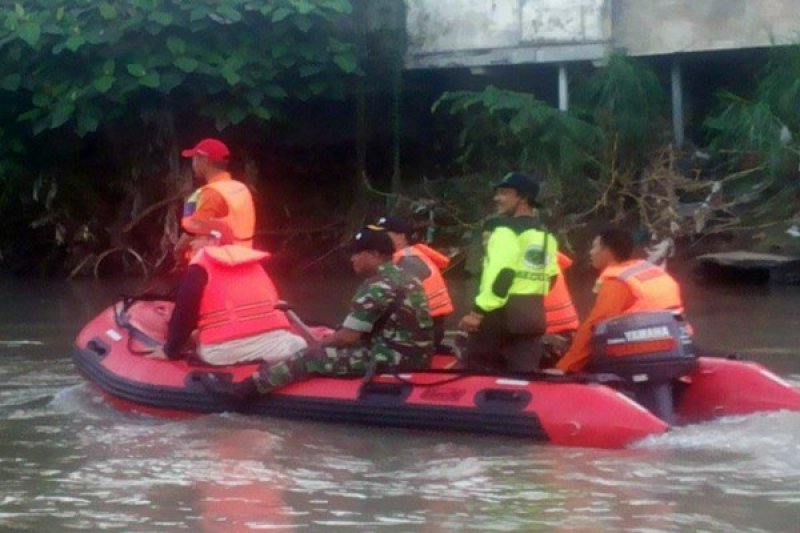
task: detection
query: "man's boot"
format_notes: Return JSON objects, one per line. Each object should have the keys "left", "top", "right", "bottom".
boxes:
{"left": 199, "top": 373, "right": 258, "bottom": 406}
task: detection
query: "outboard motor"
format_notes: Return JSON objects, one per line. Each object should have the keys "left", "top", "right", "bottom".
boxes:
{"left": 589, "top": 311, "right": 696, "bottom": 424}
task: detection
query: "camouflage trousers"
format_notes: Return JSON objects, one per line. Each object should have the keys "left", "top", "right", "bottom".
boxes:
{"left": 251, "top": 344, "right": 401, "bottom": 393}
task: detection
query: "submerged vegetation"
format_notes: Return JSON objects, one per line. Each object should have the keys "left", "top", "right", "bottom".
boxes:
{"left": 1, "top": 2, "right": 799, "bottom": 276}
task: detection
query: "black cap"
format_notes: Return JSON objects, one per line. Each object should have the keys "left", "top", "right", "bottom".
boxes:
{"left": 493, "top": 171, "right": 540, "bottom": 204}
{"left": 374, "top": 215, "right": 413, "bottom": 235}
{"left": 347, "top": 226, "right": 395, "bottom": 255}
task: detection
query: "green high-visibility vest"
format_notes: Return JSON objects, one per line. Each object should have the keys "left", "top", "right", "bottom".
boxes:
{"left": 476, "top": 217, "right": 559, "bottom": 313}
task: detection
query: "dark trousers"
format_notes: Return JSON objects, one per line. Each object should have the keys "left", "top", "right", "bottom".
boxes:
{"left": 464, "top": 309, "right": 543, "bottom": 373}
{"left": 433, "top": 316, "right": 445, "bottom": 350}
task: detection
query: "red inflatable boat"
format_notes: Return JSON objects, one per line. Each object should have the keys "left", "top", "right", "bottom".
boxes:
{"left": 71, "top": 300, "right": 800, "bottom": 449}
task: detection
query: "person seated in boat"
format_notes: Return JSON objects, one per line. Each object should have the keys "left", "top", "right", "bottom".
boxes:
{"left": 200, "top": 226, "right": 435, "bottom": 400}
{"left": 541, "top": 250, "right": 580, "bottom": 364}
{"left": 374, "top": 215, "right": 454, "bottom": 351}
{"left": 553, "top": 228, "right": 685, "bottom": 374}
{"left": 147, "top": 222, "right": 307, "bottom": 365}
{"left": 458, "top": 172, "right": 560, "bottom": 373}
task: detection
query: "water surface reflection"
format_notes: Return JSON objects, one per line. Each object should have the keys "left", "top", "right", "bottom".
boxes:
{"left": 0, "top": 276, "right": 798, "bottom": 531}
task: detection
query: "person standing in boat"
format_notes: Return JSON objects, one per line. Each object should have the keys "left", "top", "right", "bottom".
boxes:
{"left": 374, "top": 215, "right": 454, "bottom": 351}
{"left": 147, "top": 222, "right": 307, "bottom": 365}
{"left": 480, "top": 217, "right": 579, "bottom": 361}
{"left": 554, "top": 228, "right": 685, "bottom": 374}
{"left": 459, "top": 172, "right": 560, "bottom": 372}
{"left": 174, "top": 138, "right": 256, "bottom": 263}
{"left": 200, "top": 227, "right": 434, "bottom": 399}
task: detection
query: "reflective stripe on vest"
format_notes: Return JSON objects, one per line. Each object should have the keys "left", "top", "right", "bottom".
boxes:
{"left": 600, "top": 259, "right": 684, "bottom": 315}
{"left": 393, "top": 244, "right": 454, "bottom": 317}
{"left": 192, "top": 245, "right": 289, "bottom": 345}
{"left": 476, "top": 224, "right": 559, "bottom": 312}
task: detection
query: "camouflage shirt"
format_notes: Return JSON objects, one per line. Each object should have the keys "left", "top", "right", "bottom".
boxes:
{"left": 342, "top": 262, "right": 434, "bottom": 367}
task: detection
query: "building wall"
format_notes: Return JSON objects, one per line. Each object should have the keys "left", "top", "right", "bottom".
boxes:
{"left": 405, "top": 0, "right": 798, "bottom": 69}
{"left": 405, "top": 0, "right": 610, "bottom": 69}
{"left": 613, "top": 0, "right": 800, "bottom": 56}
{"left": 521, "top": 0, "right": 608, "bottom": 43}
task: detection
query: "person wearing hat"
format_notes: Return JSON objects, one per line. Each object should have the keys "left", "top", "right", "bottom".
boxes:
{"left": 200, "top": 227, "right": 434, "bottom": 400}
{"left": 458, "top": 171, "right": 560, "bottom": 373}
{"left": 175, "top": 138, "right": 256, "bottom": 263}
{"left": 147, "top": 220, "right": 306, "bottom": 365}
{"left": 375, "top": 215, "right": 454, "bottom": 350}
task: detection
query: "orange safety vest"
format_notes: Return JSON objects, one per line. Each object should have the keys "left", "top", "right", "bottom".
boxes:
{"left": 393, "top": 243, "right": 454, "bottom": 317}
{"left": 544, "top": 252, "right": 579, "bottom": 334}
{"left": 598, "top": 259, "right": 684, "bottom": 315}
{"left": 191, "top": 245, "right": 289, "bottom": 345}
{"left": 182, "top": 179, "right": 256, "bottom": 247}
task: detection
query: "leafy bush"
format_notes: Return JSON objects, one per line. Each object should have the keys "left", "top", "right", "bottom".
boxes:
{"left": 432, "top": 85, "right": 602, "bottom": 214}
{"left": 1, "top": 0, "right": 358, "bottom": 135}
{"left": 574, "top": 54, "right": 668, "bottom": 166}
{"left": 0, "top": 0, "right": 361, "bottom": 273}
{"left": 705, "top": 45, "right": 800, "bottom": 177}
{"left": 430, "top": 56, "right": 671, "bottom": 229}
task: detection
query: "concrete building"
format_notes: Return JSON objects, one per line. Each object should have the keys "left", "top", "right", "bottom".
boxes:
{"left": 405, "top": 0, "right": 800, "bottom": 144}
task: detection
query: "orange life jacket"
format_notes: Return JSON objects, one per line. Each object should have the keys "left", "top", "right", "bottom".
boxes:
{"left": 544, "top": 252, "right": 579, "bottom": 334}
{"left": 182, "top": 179, "right": 256, "bottom": 247}
{"left": 599, "top": 259, "right": 684, "bottom": 315}
{"left": 191, "top": 245, "right": 289, "bottom": 345}
{"left": 393, "top": 244, "right": 454, "bottom": 317}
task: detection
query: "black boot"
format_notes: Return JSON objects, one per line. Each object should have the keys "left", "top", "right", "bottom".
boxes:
{"left": 199, "top": 373, "right": 258, "bottom": 406}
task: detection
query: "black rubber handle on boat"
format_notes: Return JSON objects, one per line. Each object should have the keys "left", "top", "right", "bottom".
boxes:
{"left": 277, "top": 302, "right": 322, "bottom": 350}
{"left": 365, "top": 367, "right": 626, "bottom": 387}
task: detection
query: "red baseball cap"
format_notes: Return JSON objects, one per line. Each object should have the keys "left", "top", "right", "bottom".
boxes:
{"left": 181, "top": 138, "right": 230, "bottom": 162}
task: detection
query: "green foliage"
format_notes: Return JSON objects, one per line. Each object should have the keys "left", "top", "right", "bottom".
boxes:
{"left": 0, "top": 0, "right": 361, "bottom": 273}
{"left": 706, "top": 91, "right": 786, "bottom": 172}
{"left": 431, "top": 56, "right": 675, "bottom": 234}
{"left": 706, "top": 45, "right": 800, "bottom": 177}
{"left": 754, "top": 45, "right": 800, "bottom": 130}
{"left": 702, "top": 46, "right": 800, "bottom": 243}
{"left": 433, "top": 85, "right": 601, "bottom": 188}
{"left": 0, "top": 0, "right": 359, "bottom": 135}
{"left": 575, "top": 54, "right": 667, "bottom": 164}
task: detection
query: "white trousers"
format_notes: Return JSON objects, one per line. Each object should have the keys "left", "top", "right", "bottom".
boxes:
{"left": 199, "top": 330, "right": 308, "bottom": 366}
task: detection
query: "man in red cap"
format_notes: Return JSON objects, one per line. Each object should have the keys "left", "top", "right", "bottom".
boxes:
{"left": 175, "top": 138, "right": 256, "bottom": 262}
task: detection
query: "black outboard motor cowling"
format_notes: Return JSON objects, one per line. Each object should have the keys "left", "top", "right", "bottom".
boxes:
{"left": 589, "top": 311, "right": 696, "bottom": 424}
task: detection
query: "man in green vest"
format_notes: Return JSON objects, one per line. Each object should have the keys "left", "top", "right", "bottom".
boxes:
{"left": 458, "top": 172, "right": 559, "bottom": 372}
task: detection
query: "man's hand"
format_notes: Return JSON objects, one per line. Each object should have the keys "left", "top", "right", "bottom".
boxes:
{"left": 541, "top": 333, "right": 570, "bottom": 353}
{"left": 458, "top": 312, "right": 483, "bottom": 333}
{"left": 146, "top": 348, "right": 169, "bottom": 360}
{"left": 173, "top": 234, "right": 193, "bottom": 262}
{"left": 322, "top": 328, "right": 362, "bottom": 348}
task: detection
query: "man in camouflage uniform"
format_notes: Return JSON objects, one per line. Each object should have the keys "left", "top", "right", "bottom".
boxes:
{"left": 201, "top": 226, "right": 434, "bottom": 399}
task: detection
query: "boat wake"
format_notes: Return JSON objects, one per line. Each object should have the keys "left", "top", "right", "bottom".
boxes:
{"left": 635, "top": 410, "right": 800, "bottom": 457}
{"left": 49, "top": 383, "right": 140, "bottom": 421}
